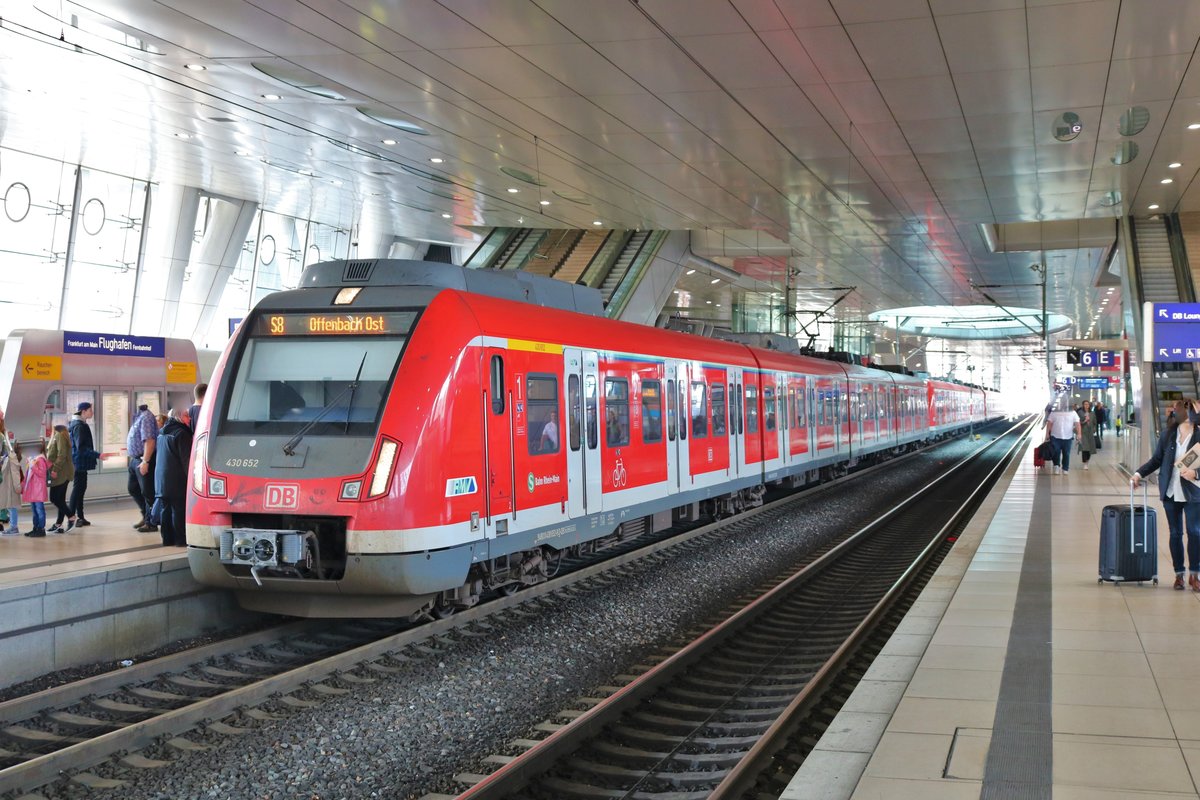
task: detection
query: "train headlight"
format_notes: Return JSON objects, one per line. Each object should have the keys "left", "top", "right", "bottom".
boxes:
{"left": 368, "top": 438, "right": 400, "bottom": 498}
{"left": 192, "top": 435, "right": 208, "bottom": 495}
{"left": 340, "top": 480, "right": 362, "bottom": 500}
{"left": 208, "top": 476, "right": 226, "bottom": 497}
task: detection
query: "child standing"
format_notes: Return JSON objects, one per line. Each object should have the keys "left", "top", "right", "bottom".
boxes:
{"left": 22, "top": 442, "right": 48, "bottom": 537}
{"left": 0, "top": 443, "right": 23, "bottom": 535}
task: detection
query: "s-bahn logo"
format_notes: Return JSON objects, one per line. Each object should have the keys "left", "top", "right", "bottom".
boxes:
{"left": 445, "top": 476, "right": 478, "bottom": 497}
{"left": 264, "top": 483, "right": 300, "bottom": 510}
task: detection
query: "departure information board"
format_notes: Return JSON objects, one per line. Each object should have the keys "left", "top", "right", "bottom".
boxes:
{"left": 254, "top": 311, "right": 417, "bottom": 337}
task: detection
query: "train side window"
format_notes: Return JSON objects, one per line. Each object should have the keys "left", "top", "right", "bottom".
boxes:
{"left": 690, "top": 381, "right": 708, "bottom": 438}
{"left": 764, "top": 386, "right": 776, "bottom": 432}
{"left": 711, "top": 383, "right": 727, "bottom": 436}
{"left": 526, "top": 375, "right": 559, "bottom": 456}
{"left": 796, "top": 383, "right": 807, "bottom": 428}
{"left": 490, "top": 356, "right": 505, "bottom": 415}
{"left": 745, "top": 385, "right": 759, "bottom": 434}
{"left": 641, "top": 380, "right": 663, "bottom": 444}
{"left": 568, "top": 375, "right": 581, "bottom": 452}
{"left": 667, "top": 379, "right": 677, "bottom": 441}
{"left": 585, "top": 374, "right": 598, "bottom": 450}
{"left": 605, "top": 378, "right": 630, "bottom": 447}
{"left": 678, "top": 381, "right": 687, "bottom": 440}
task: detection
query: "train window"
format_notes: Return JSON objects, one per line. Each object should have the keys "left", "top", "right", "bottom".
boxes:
{"left": 678, "top": 381, "right": 687, "bottom": 441}
{"left": 729, "top": 383, "right": 739, "bottom": 434}
{"left": 585, "top": 375, "right": 598, "bottom": 450}
{"left": 796, "top": 384, "right": 807, "bottom": 428}
{"left": 745, "top": 385, "right": 759, "bottom": 434}
{"left": 490, "top": 356, "right": 505, "bottom": 415}
{"left": 711, "top": 383, "right": 727, "bottom": 436}
{"left": 605, "top": 378, "right": 629, "bottom": 447}
{"left": 568, "top": 375, "right": 581, "bottom": 452}
{"left": 641, "top": 380, "right": 663, "bottom": 444}
{"left": 690, "top": 382, "right": 708, "bottom": 438}
{"left": 764, "top": 386, "right": 776, "bottom": 432}
{"left": 526, "top": 375, "right": 559, "bottom": 456}
{"left": 667, "top": 379, "right": 677, "bottom": 441}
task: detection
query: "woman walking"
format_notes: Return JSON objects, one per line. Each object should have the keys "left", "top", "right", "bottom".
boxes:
{"left": 1079, "top": 406, "right": 1097, "bottom": 470}
{"left": 1133, "top": 399, "right": 1200, "bottom": 590}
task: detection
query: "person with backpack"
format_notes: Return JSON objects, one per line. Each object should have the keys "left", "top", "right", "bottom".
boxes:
{"left": 68, "top": 402, "right": 100, "bottom": 529}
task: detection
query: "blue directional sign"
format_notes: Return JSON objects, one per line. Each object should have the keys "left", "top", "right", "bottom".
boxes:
{"left": 1077, "top": 350, "right": 1116, "bottom": 368}
{"left": 1075, "top": 377, "right": 1113, "bottom": 389}
{"left": 1146, "top": 302, "right": 1200, "bottom": 362}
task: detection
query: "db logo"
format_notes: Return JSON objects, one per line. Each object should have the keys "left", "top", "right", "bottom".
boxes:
{"left": 265, "top": 483, "right": 300, "bottom": 509}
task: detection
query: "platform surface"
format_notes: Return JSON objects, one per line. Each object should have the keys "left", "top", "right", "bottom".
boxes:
{"left": 785, "top": 426, "right": 1200, "bottom": 800}
{"left": 0, "top": 497, "right": 184, "bottom": 590}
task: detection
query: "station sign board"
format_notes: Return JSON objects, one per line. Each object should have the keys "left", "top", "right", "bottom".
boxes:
{"left": 1145, "top": 302, "right": 1200, "bottom": 361}
{"left": 63, "top": 331, "right": 165, "bottom": 359}
{"left": 1074, "top": 377, "right": 1114, "bottom": 389}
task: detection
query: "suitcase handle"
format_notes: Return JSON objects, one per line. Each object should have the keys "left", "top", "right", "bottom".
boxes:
{"left": 1130, "top": 480, "right": 1149, "bottom": 551}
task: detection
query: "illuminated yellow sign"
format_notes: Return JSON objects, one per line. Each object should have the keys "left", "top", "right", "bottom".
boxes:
{"left": 21, "top": 356, "right": 61, "bottom": 381}
{"left": 166, "top": 361, "right": 198, "bottom": 384}
{"left": 508, "top": 338, "right": 563, "bottom": 355}
{"left": 256, "top": 312, "right": 416, "bottom": 337}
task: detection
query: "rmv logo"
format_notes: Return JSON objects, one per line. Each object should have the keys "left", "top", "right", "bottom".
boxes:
{"left": 265, "top": 483, "right": 300, "bottom": 510}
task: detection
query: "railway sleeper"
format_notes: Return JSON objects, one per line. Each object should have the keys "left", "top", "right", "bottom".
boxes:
{"left": 565, "top": 757, "right": 729, "bottom": 787}
{"left": 539, "top": 775, "right": 709, "bottom": 800}
{"left": 592, "top": 740, "right": 746, "bottom": 769}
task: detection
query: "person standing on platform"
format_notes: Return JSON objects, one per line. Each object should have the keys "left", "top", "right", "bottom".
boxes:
{"left": 125, "top": 404, "right": 158, "bottom": 533}
{"left": 188, "top": 383, "right": 207, "bottom": 434}
{"left": 0, "top": 442, "right": 23, "bottom": 536}
{"left": 22, "top": 441, "right": 48, "bottom": 538}
{"left": 1094, "top": 402, "right": 1107, "bottom": 445}
{"left": 68, "top": 402, "right": 99, "bottom": 530}
{"left": 1079, "top": 406, "right": 1097, "bottom": 470}
{"left": 1133, "top": 399, "right": 1200, "bottom": 591}
{"left": 154, "top": 407, "right": 193, "bottom": 548}
{"left": 1045, "top": 400, "right": 1081, "bottom": 475}
{"left": 46, "top": 425, "right": 73, "bottom": 533}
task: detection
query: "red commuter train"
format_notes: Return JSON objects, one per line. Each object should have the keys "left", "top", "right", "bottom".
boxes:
{"left": 187, "top": 260, "right": 997, "bottom": 617}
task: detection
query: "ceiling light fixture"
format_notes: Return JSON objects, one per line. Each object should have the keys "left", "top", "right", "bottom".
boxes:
{"left": 507, "top": 188, "right": 519, "bottom": 194}
{"left": 235, "top": 149, "right": 253, "bottom": 156}
{"left": 174, "top": 132, "right": 191, "bottom": 139}
{"left": 441, "top": 213, "right": 451, "bottom": 219}
{"left": 429, "top": 157, "right": 444, "bottom": 164}
{"left": 710, "top": 278, "right": 720, "bottom": 284}
{"left": 539, "top": 200, "right": 550, "bottom": 206}
{"left": 261, "top": 93, "right": 281, "bottom": 100}
{"left": 1149, "top": 204, "right": 1160, "bottom": 209}
{"left": 706, "top": 300, "right": 712, "bottom": 305}
{"left": 184, "top": 63, "right": 206, "bottom": 71}
{"left": 593, "top": 220, "right": 603, "bottom": 226}
{"left": 1161, "top": 178, "right": 1174, "bottom": 184}
{"left": 381, "top": 139, "right": 396, "bottom": 145}
{"left": 1170, "top": 162, "right": 1183, "bottom": 168}
{"left": 1190, "top": 123, "right": 1200, "bottom": 130}
{"left": 686, "top": 269, "right": 696, "bottom": 275}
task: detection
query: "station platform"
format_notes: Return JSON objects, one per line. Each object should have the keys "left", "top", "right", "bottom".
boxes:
{"left": 786, "top": 428, "right": 1200, "bottom": 800}
{"left": 0, "top": 499, "right": 254, "bottom": 689}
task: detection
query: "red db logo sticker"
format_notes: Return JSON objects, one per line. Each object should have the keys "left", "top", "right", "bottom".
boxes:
{"left": 265, "top": 484, "right": 299, "bottom": 510}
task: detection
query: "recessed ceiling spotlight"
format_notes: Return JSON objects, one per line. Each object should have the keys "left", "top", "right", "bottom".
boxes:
{"left": 539, "top": 200, "right": 550, "bottom": 206}
{"left": 506, "top": 188, "right": 519, "bottom": 194}
{"left": 441, "top": 213, "right": 451, "bottom": 219}
{"left": 592, "top": 220, "right": 603, "bottom": 226}
{"left": 1149, "top": 203, "right": 1160, "bottom": 209}
{"left": 686, "top": 269, "right": 696, "bottom": 275}
{"left": 517, "top": 217, "right": 524, "bottom": 224}
{"left": 706, "top": 300, "right": 713, "bottom": 305}
{"left": 184, "top": 63, "right": 206, "bottom": 71}
{"left": 715, "top": 303, "right": 722, "bottom": 307}
{"left": 174, "top": 132, "right": 191, "bottom": 139}
{"left": 429, "top": 157, "right": 444, "bottom": 164}
{"left": 381, "top": 139, "right": 396, "bottom": 146}
{"left": 1161, "top": 178, "right": 1174, "bottom": 184}
{"left": 1170, "top": 162, "right": 1183, "bottom": 168}
{"left": 710, "top": 278, "right": 720, "bottom": 284}
{"left": 332, "top": 179, "right": 343, "bottom": 187}
{"left": 261, "top": 93, "right": 282, "bottom": 100}
{"left": 1190, "top": 123, "right": 1200, "bottom": 130}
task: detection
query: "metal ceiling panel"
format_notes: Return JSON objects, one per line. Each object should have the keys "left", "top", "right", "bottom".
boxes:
{"left": 1027, "top": 1, "right": 1120, "bottom": 68}
{"left": 845, "top": 18, "right": 948, "bottom": 80}
{"left": 936, "top": 9, "right": 1029, "bottom": 73}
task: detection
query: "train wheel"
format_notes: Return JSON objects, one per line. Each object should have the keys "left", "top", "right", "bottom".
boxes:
{"left": 500, "top": 583, "right": 521, "bottom": 597}
{"left": 432, "top": 598, "right": 457, "bottom": 619}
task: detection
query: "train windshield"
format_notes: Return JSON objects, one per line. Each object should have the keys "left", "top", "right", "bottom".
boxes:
{"left": 220, "top": 310, "right": 416, "bottom": 436}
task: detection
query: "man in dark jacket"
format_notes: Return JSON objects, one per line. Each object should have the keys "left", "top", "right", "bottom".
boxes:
{"left": 154, "top": 408, "right": 194, "bottom": 547}
{"left": 68, "top": 402, "right": 100, "bottom": 529}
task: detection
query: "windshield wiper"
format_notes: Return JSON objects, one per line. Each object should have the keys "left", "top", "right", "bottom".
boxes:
{"left": 282, "top": 352, "right": 368, "bottom": 456}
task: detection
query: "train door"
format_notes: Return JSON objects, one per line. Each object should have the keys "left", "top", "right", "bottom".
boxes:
{"left": 664, "top": 359, "right": 688, "bottom": 492}
{"left": 482, "top": 349, "right": 513, "bottom": 531}
{"left": 729, "top": 376, "right": 742, "bottom": 478}
{"left": 762, "top": 375, "right": 780, "bottom": 464}
{"left": 565, "top": 349, "right": 602, "bottom": 518}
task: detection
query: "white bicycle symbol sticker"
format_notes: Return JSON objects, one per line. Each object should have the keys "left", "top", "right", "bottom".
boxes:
{"left": 612, "top": 458, "right": 627, "bottom": 488}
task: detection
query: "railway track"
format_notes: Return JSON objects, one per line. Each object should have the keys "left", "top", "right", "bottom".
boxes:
{"left": 0, "top": 421, "right": 1016, "bottom": 798}
{"left": 432, "top": 418, "right": 1030, "bottom": 800}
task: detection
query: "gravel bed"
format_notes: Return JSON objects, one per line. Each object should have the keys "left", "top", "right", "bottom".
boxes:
{"left": 43, "top": 434, "right": 992, "bottom": 800}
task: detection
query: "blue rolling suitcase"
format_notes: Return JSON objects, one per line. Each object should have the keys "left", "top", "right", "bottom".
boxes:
{"left": 1098, "top": 483, "right": 1158, "bottom": 585}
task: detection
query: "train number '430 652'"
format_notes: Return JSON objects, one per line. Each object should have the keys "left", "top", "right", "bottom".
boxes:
{"left": 225, "top": 458, "right": 260, "bottom": 468}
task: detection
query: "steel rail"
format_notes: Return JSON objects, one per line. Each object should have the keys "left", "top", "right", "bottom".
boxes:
{"left": 447, "top": 417, "right": 1030, "bottom": 800}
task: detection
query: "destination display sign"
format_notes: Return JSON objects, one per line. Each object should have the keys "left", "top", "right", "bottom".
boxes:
{"left": 1145, "top": 302, "right": 1200, "bottom": 362}
{"left": 255, "top": 312, "right": 417, "bottom": 337}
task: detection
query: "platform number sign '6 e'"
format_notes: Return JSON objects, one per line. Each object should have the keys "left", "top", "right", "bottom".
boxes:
{"left": 265, "top": 483, "right": 300, "bottom": 510}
